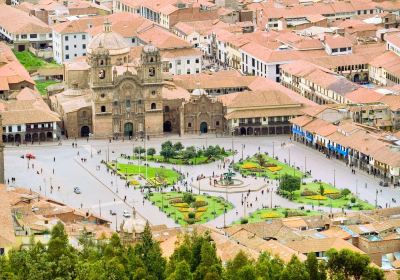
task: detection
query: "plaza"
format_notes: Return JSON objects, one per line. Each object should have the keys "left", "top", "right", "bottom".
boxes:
{"left": 4, "top": 134, "right": 398, "bottom": 229}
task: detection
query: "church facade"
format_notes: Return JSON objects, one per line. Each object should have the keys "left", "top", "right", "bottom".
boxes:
{"left": 52, "top": 21, "right": 226, "bottom": 139}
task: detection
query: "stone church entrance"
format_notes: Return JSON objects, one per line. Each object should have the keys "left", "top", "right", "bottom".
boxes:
{"left": 163, "top": 121, "right": 172, "bottom": 132}
{"left": 124, "top": 122, "right": 134, "bottom": 137}
{"left": 200, "top": 122, "right": 208, "bottom": 133}
{"left": 81, "top": 126, "right": 90, "bottom": 137}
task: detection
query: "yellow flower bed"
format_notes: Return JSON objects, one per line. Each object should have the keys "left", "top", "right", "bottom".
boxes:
{"left": 267, "top": 166, "right": 283, "bottom": 172}
{"left": 130, "top": 179, "right": 140, "bottom": 186}
{"left": 242, "top": 162, "right": 259, "bottom": 169}
{"left": 173, "top": 203, "right": 189, "bottom": 208}
{"left": 179, "top": 207, "right": 190, "bottom": 212}
{"left": 324, "top": 189, "right": 339, "bottom": 195}
{"left": 308, "top": 195, "right": 327, "bottom": 200}
{"left": 195, "top": 212, "right": 204, "bottom": 219}
{"left": 261, "top": 212, "right": 282, "bottom": 219}
{"left": 197, "top": 207, "right": 208, "bottom": 212}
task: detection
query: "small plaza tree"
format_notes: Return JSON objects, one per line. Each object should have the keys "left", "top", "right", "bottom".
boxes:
{"left": 279, "top": 174, "right": 301, "bottom": 200}
{"left": 147, "top": 147, "right": 156, "bottom": 157}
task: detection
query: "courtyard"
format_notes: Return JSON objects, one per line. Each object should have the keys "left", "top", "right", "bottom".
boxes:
{"left": 4, "top": 134, "right": 397, "bottom": 229}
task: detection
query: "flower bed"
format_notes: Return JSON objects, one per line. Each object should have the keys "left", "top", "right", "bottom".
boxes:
{"left": 261, "top": 212, "right": 282, "bottom": 219}
{"left": 307, "top": 195, "right": 327, "bottom": 200}
{"left": 267, "top": 166, "right": 283, "bottom": 172}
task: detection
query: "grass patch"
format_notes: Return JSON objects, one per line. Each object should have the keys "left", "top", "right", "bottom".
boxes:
{"left": 283, "top": 182, "right": 374, "bottom": 210}
{"left": 148, "top": 192, "right": 233, "bottom": 225}
{"left": 234, "top": 154, "right": 304, "bottom": 179}
{"left": 234, "top": 207, "right": 320, "bottom": 224}
{"left": 35, "top": 80, "right": 60, "bottom": 96}
{"left": 108, "top": 162, "right": 180, "bottom": 186}
{"left": 13, "top": 51, "right": 58, "bottom": 72}
{"left": 131, "top": 154, "right": 214, "bottom": 165}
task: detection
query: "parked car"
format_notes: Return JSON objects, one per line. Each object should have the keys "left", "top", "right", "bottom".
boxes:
{"left": 31, "top": 206, "right": 39, "bottom": 212}
{"left": 123, "top": 210, "right": 131, "bottom": 218}
{"left": 73, "top": 187, "right": 81, "bottom": 194}
{"left": 109, "top": 209, "right": 116, "bottom": 216}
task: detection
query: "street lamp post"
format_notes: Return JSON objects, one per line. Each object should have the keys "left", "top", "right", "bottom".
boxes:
{"left": 272, "top": 141, "right": 275, "bottom": 158}
{"left": 241, "top": 144, "right": 244, "bottom": 160}
{"left": 288, "top": 148, "right": 291, "bottom": 166}
{"left": 375, "top": 189, "right": 378, "bottom": 208}
{"left": 333, "top": 168, "right": 336, "bottom": 188}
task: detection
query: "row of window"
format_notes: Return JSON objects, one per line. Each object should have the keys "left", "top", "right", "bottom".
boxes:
{"left": 187, "top": 121, "right": 220, "bottom": 128}
{"left": 64, "top": 34, "right": 86, "bottom": 41}
{"left": 3, "top": 123, "right": 53, "bottom": 133}
{"left": 65, "top": 44, "right": 86, "bottom": 51}
{"left": 101, "top": 103, "right": 158, "bottom": 112}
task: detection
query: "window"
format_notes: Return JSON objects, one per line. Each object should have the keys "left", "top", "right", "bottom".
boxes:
{"left": 151, "top": 90, "right": 156, "bottom": 95}
{"left": 82, "top": 111, "right": 87, "bottom": 117}
{"left": 30, "top": 34, "right": 37, "bottom": 38}
{"left": 186, "top": 69, "right": 190, "bottom": 74}
{"left": 188, "top": 122, "right": 192, "bottom": 127}
{"left": 113, "top": 100, "right": 118, "bottom": 106}
{"left": 82, "top": 44, "right": 86, "bottom": 49}
{"left": 151, "top": 103, "right": 156, "bottom": 110}
{"left": 8, "top": 126, "right": 12, "bottom": 132}
{"left": 74, "top": 35, "right": 76, "bottom": 39}
{"left": 65, "top": 54, "right": 69, "bottom": 59}
{"left": 21, "top": 34, "right": 27, "bottom": 39}
{"left": 100, "top": 93, "right": 105, "bottom": 98}
{"left": 65, "top": 35, "right": 69, "bottom": 41}
{"left": 149, "top": 67, "right": 155, "bottom": 77}
{"left": 126, "top": 100, "right": 131, "bottom": 107}
{"left": 164, "top": 106, "right": 170, "bottom": 112}
{"left": 74, "top": 44, "right": 77, "bottom": 48}
{"left": 17, "top": 125, "right": 21, "bottom": 132}
{"left": 82, "top": 34, "right": 86, "bottom": 39}
{"left": 138, "top": 99, "right": 142, "bottom": 105}
{"left": 101, "top": 106, "right": 106, "bottom": 112}
{"left": 187, "top": 59, "right": 190, "bottom": 64}
{"left": 332, "top": 48, "right": 338, "bottom": 53}
{"left": 65, "top": 45, "right": 69, "bottom": 50}
{"left": 0, "top": 248, "right": 4, "bottom": 256}
{"left": 131, "top": 38, "right": 135, "bottom": 43}
{"left": 177, "top": 60, "right": 181, "bottom": 65}
{"left": 216, "top": 121, "right": 220, "bottom": 126}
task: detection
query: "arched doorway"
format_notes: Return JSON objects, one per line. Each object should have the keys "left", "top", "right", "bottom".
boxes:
{"left": 124, "top": 122, "right": 133, "bottom": 137}
{"left": 247, "top": 127, "right": 253, "bottom": 135}
{"left": 46, "top": 132, "right": 53, "bottom": 140}
{"left": 25, "top": 134, "right": 31, "bottom": 142}
{"left": 353, "top": 74, "right": 360, "bottom": 83}
{"left": 200, "top": 122, "right": 208, "bottom": 133}
{"left": 240, "top": 127, "right": 246, "bottom": 135}
{"left": 39, "top": 132, "right": 46, "bottom": 141}
{"left": 81, "top": 126, "right": 90, "bottom": 137}
{"left": 15, "top": 134, "right": 21, "bottom": 143}
{"left": 163, "top": 121, "right": 172, "bottom": 132}
{"left": 2, "top": 135, "right": 6, "bottom": 143}
{"left": 32, "top": 133, "right": 38, "bottom": 142}
{"left": 7, "top": 134, "right": 14, "bottom": 143}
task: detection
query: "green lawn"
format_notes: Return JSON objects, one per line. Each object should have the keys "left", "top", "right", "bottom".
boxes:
{"left": 287, "top": 182, "right": 374, "bottom": 210}
{"left": 108, "top": 162, "right": 180, "bottom": 186}
{"left": 35, "top": 80, "right": 60, "bottom": 96}
{"left": 234, "top": 154, "right": 304, "bottom": 179}
{"left": 13, "top": 51, "right": 58, "bottom": 72}
{"left": 148, "top": 192, "right": 233, "bottom": 226}
{"left": 130, "top": 153, "right": 231, "bottom": 165}
{"left": 235, "top": 207, "right": 321, "bottom": 224}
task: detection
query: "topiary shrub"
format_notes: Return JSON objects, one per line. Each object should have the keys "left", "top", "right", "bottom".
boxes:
{"left": 350, "top": 197, "right": 356, "bottom": 203}
{"left": 193, "top": 200, "right": 208, "bottom": 208}
{"left": 240, "top": 218, "right": 248, "bottom": 224}
{"left": 188, "top": 212, "right": 195, "bottom": 219}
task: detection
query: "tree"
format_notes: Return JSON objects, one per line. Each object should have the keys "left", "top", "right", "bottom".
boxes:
{"left": 319, "top": 184, "right": 325, "bottom": 196}
{"left": 226, "top": 251, "right": 252, "bottom": 280}
{"left": 173, "top": 142, "right": 184, "bottom": 152}
{"left": 305, "top": 253, "right": 326, "bottom": 280}
{"left": 135, "top": 221, "right": 166, "bottom": 280}
{"left": 255, "top": 252, "right": 284, "bottom": 280}
{"left": 361, "top": 266, "right": 385, "bottom": 280}
{"left": 183, "top": 193, "right": 195, "bottom": 205}
{"left": 279, "top": 174, "right": 301, "bottom": 199}
{"left": 134, "top": 146, "right": 145, "bottom": 156}
{"left": 147, "top": 148, "right": 156, "bottom": 157}
{"left": 256, "top": 153, "right": 266, "bottom": 167}
{"left": 160, "top": 142, "right": 176, "bottom": 162}
{"left": 280, "top": 255, "right": 310, "bottom": 280}
{"left": 182, "top": 147, "right": 197, "bottom": 161}
{"left": 341, "top": 188, "right": 351, "bottom": 199}
{"left": 167, "top": 261, "right": 192, "bottom": 280}
{"left": 326, "top": 249, "right": 371, "bottom": 280}
{"left": 0, "top": 255, "right": 14, "bottom": 280}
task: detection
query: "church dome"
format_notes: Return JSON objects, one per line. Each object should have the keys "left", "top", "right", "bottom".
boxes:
{"left": 87, "top": 20, "right": 130, "bottom": 56}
